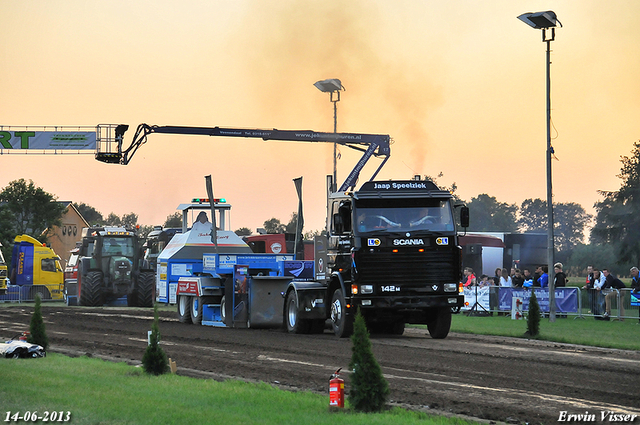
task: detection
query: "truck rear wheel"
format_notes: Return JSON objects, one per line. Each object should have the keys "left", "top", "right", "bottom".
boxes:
{"left": 285, "top": 290, "right": 310, "bottom": 334}
{"left": 178, "top": 295, "right": 192, "bottom": 324}
{"left": 190, "top": 296, "right": 203, "bottom": 325}
{"left": 330, "top": 288, "right": 353, "bottom": 338}
{"left": 426, "top": 307, "right": 452, "bottom": 339}
{"left": 137, "top": 272, "right": 155, "bottom": 307}
{"left": 79, "top": 271, "right": 104, "bottom": 307}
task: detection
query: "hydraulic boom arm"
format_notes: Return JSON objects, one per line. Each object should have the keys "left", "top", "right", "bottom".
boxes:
{"left": 96, "top": 123, "right": 391, "bottom": 191}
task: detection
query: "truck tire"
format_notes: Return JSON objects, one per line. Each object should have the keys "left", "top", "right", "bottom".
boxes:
{"left": 137, "top": 272, "right": 155, "bottom": 308}
{"left": 390, "top": 321, "right": 405, "bottom": 335}
{"left": 426, "top": 307, "right": 452, "bottom": 339}
{"left": 178, "top": 295, "right": 192, "bottom": 324}
{"left": 330, "top": 288, "right": 353, "bottom": 338}
{"left": 285, "top": 290, "right": 310, "bottom": 334}
{"left": 190, "top": 296, "right": 203, "bottom": 325}
{"left": 79, "top": 271, "right": 104, "bottom": 307}
{"left": 220, "top": 296, "right": 226, "bottom": 324}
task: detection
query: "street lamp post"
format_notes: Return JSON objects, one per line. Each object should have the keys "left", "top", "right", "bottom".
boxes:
{"left": 314, "top": 78, "right": 344, "bottom": 191}
{"left": 518, "top": 11, "right": 562, "bottom": 322}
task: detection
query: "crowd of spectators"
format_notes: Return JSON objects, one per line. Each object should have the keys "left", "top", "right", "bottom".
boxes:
{"left": 461, "top": 263, "right": 640, "bottom": 323}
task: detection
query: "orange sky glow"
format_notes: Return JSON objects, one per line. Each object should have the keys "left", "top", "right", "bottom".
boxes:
{"left": 2, "top": 1, "right": 639, "bottom": 235}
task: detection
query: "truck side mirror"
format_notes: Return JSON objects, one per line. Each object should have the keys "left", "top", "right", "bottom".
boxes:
{"left": 460, "top": 206, "right": 470, "bottom": 228}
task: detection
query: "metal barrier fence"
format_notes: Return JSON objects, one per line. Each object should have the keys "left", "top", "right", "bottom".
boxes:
{"left": 463, "top": 286, "right": 640, "bottom": 321}
{"left": 0, "top": 284, "right": 64, "bottom": 303}
{"left": 578, "top": 287, "right": 640, "bottom": 322}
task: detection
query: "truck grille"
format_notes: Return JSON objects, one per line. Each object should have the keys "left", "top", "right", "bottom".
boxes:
{"left": 355, "top": 249, "right": 458, "bottom": 289}
{"left": 0, "top": 269, "right": 7, "bottom": 277}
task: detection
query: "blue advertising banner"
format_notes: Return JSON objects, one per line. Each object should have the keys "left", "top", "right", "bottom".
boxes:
{"left": 498, "top": 287, "right": 578, "bottom": 313}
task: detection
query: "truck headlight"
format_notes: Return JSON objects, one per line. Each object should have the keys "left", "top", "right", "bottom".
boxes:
{"left": 360, "top": 285, "right": 373, "bottom": 294}
{"left": 444, "top": 283, "right": 457, "bottom": 292}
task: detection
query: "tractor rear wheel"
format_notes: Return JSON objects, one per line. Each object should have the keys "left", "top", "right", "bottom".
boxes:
{"left": 79, "top": 271, "right": 104, "bottom": 307}
{"left": 137, "top": 272, "right": 155, "bottom": 307}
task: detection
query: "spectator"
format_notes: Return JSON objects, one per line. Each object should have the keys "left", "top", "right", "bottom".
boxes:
{"left": 522, "top": 268, "right": 534, "bottom": 288}
{"left": 602, "top": 269, "right": 626, "bottom": 320}
{"left": 533, "top": 266, "right": 542, "bottom": 287}
{"left": 500, "top": 267, "right": 512, "bottom": 287}
{"left": 554, "top": 263, "right": 567, "bottom": 318}
{"left": 582, "top": 265, "right": 596, "bottom": 314}
{"left": 591, "top": 269, "right": 606, "bottom": 318}
{"left": 462, "top": 267, "right": 476, "bottom": 288}
{"left": 511, "top": 269, "right": 524, "bottom": 288}
{"left": 537, "top": 265, "right": 549, "bottom": 289}
{"left": 554, "top": 262, "right": 567, "bottom": 287}
{"left": 478, "top": 274, "right": 492, "bottom": 288}
{"left": 630, "top": 267, "right": 640, "bottom": 324}
{"left": 493, "top": 268, "right": 502, "bottom": 286}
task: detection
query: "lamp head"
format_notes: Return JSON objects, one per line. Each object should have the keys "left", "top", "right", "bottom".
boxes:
{"left": 313, "top": 78, "right": 343, "bottom": 93}
{"left": 517, "top": 11, "right": 562, "bottom": 29}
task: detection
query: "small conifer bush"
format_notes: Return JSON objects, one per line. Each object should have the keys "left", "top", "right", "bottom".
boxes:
{"left": 526, "top": 289, "right": 541, "bottom": 337}
{"left": 348, "top": 308, "right": 389, "bottom": 412}
{"left": 28, "top": 293, "right": 49, "bottom": 350}
{"left": 142, "top": 303, "right": 169, "bottom": 375}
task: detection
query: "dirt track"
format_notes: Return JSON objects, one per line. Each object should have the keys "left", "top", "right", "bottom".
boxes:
{"left": 1, "top": 305, "right": 639, "bottom": 424}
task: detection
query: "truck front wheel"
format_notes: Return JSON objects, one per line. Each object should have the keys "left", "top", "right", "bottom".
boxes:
{"left": 330, "top": 288, "right": 353, "bottom": 338}
{"left": 426, "top": 307, "right": 452, "bottom": 339}
{"left": 178, "top": 295, "right": 192, "bottom": 324}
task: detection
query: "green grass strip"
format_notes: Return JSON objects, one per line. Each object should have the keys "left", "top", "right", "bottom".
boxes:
{"left": 0, "top": 354, "right": 478, "bottom": 425}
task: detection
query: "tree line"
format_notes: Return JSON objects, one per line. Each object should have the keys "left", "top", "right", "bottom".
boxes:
{"left": 2, "top": 140, "right": 640, "bottom": 275}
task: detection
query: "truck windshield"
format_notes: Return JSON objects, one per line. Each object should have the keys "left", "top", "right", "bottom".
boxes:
{"left": 355, "top": 199, "right": 454, "bottom": 234}
{"left": 103, "top": 238, "right": 135, "bottom": 257}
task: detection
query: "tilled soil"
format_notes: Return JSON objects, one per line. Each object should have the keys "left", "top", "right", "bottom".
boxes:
{"left": 1, "top": 306, "right": 639, "bottom": 424}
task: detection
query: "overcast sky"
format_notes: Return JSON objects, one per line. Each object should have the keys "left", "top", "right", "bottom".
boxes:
{"left": 2, "top": 1, "right": 639, "bottom": 233}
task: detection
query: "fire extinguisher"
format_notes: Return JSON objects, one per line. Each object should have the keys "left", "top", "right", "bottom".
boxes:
{"left": 329, "top": 368, "right": 344, "bottom": 408}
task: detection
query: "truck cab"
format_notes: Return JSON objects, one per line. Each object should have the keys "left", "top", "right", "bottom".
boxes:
{"left": 10, "top": 235, "right": 64, "bottom": 300}
{"left": 323, "top": 180, "right": 465, "bottom": 337}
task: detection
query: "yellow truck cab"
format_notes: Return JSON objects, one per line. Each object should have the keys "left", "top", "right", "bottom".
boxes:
{"left": 10, "top": 235, "right": 64, "bottom": 300}
{"left": 0, "top": 242, "right": 7, "bottom": 294}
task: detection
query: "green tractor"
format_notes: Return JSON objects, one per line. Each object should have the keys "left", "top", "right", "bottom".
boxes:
{"left": 75, "top": 226, "right": 155, "bottom": 307}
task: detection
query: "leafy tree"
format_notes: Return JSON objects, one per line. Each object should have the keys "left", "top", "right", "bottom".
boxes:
{"left": 121, "top": 212, "right": 138, "bottom": 228}
{"left": 526, "top": 290, "right": 541, "bottom": 337}
{"left": 304, "top": 229, "right": 323, "bottom": 240}
{"left": 591, "top": 141, "right": 640, "bottom": 265}
{"left": 73, "top": 202, "right": 104, "bottom": 225}
{"left": 519, "top": 198, "right": 591, "bottom": 259}
{"left": 348, "top": 308, "right": 389, "bottom": 412}
{"left": 0, "top": 179, "right": 66, "bottom": 243}
{"left": 141, "top": 304, "right": 169, "bottom": 375}
{"left": 263, "top": 218, "right": 285, "bottom": 234}
{"left": 104, "top": 213, "right": 122, "bottom": 226}
{"left": 467, "top": 194, "right": 518, "bottom": 232}
{"left": 234, "top": 227, "right": 252, "bottom": 236}
{"left": 28, "top": 293, "right": 49, "bottom": 350}
{"left": 285, "top": 212, "right": 299, "bottom": 234}
{"left": 553, "top": 203, "right": 592, "bottom": 254}
{"left": 164, "top": 212, "right": 182, "bottom": 228}
{"left": 137, "top": 225, "right": 154, "bottom": 239}
{"left": 518, "top": 198, "right": 547, "bottom": 233}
